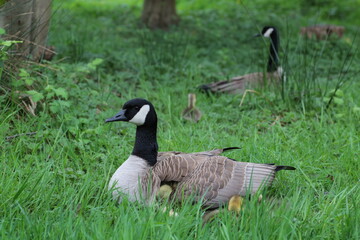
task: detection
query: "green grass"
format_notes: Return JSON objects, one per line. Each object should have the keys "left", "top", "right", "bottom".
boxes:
{"left": 1, "top": 0, "right": 360, "bottom": 239}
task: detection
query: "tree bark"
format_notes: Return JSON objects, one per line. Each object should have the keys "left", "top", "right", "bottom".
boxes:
{"left": 141, "top": 0, "right": 179, "bottom": 30}
{"left": 0, "top": 0, "right": 52, "bottom": 61}
{"left": 30, "top": 0, "right": 52, "bottom": 61}
{"left": 0, "top": 0, "right": 33, "bottom": 57}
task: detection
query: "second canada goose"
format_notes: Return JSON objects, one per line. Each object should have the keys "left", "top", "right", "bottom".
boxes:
{"left": 199, "top": 26, "right": 283, "bottom": 94}
{"left": 106, "top": 98, "right": 295, "bottom": 208}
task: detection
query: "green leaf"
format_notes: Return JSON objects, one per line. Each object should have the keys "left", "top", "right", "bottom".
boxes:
{"left": 333, "top": 97, "right": 344, "bottom": 105}
{"left": 56, "top": 100, "right": 71, "bottom": 107}
{"left": 335, "top": 113, "right": 344, "bottom": 119}
{"left": 18, "top": 69, "right": 34, "bottom": 86}
{"left": 45, "top": 85, "right": 55, "bottom": 92}
{"left": 328, "top": 89, "right": 344, "bottom": 97}
{"left": 87, "top": 58, "right": 104, "bottom": 71}
{"left": 49, "top": 100, "right": 71, "bottom": 114}
{"left": 0, "top": 40, "right": 21, "bottom": 47}
{"left": 45, "top": 85, "right": 68, "bottom": 99}
{"left": 1, "top": 41, "right": 12, "bottom": 47}
{"left": 352, "top": 106, "right": 360, "bottom": 114}
{"left": 11, "top": 79, "right": 24, "bottom": 87}
{"left": 53, "top": 87, "right": 68, "bottom": 99}
{"left": 335, "top": 89, "right": 344, "bottom": 97}
{"left": 25, "top": 78, "right": 34, "bottom": 86}
{"left": 91, "top": 58, "right": 103, "bottom": 66}
{"left": 19, "top": 68, "right": 30, "bottom": 78}
{"left": 49, "top": 104, "right": 59, "bottom": 114}
{"left": 26, "top": 90, "right": 44, "bottom": 102}
{"left": 46, "top": 92, "right": 55, "bottom": 99}
{"left": 0, "top": 28, "right": 5, "bottom": 35}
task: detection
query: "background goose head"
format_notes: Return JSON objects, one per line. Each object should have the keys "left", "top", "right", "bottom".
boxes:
{"left": 260, "top": 26, "right": 278, "bottom": 38}
{"left": 106, "top": 98, "right": 157, "bottom": 127}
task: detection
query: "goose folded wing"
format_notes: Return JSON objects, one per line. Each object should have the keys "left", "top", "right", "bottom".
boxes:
{"left": 153, "top": 154, "right": 212, "bottom": 182}
{"left": 140, "top": 153, "right": 214, "bottom": 201}
{"left": 172, "top": 157, "right": 278, "bottom": 208}
{"left": 155, "top": 147, "right": 241, "bottom": 182}
{"left": 172, "top": 156, "right": 237, "bottom": 208}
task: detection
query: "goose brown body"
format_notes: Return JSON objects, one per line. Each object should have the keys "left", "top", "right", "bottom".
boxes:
{"left": 201, "top": 71, "right": 282, "bottom": 94}
{"left": 144, "top": 154, "right": 290, "bottom": 208}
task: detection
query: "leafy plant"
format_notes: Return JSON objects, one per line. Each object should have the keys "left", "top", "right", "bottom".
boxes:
{"left": 0, "top": 28, "right": 22, "bottom": 80}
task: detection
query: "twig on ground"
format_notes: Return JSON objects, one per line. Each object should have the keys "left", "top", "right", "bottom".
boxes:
{"left": 5, "top": 131, "right": 37, "bottom": 141}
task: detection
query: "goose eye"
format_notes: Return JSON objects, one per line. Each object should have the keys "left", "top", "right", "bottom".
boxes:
{"left": 134, "top": 106, "right": 140, "bottom": 110}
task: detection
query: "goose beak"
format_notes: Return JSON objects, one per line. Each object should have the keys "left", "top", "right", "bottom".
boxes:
{"left": 105, "top": 109, "right": 127, "bottom": 123}
{"left": 253, "top": 33, "right": 261, "bottom": 38}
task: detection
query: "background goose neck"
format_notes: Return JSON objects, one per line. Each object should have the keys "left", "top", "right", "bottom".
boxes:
{"left": 267, "top": 30, "right": 280, "bottom": 72}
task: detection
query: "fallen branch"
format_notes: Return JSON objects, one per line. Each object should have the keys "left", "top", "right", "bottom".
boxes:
{"left": 5, "top": 131, "right": 37, "bottom": 141}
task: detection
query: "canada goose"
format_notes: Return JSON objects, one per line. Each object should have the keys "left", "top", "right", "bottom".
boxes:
{"left": 181, "top": 93, "right": 202, "bottom": 122}
{"left": 106, "top": 98, "right": 295, "bottom": 207}
{"left": 199, "top": 26, "right": 283, "bottom": 94}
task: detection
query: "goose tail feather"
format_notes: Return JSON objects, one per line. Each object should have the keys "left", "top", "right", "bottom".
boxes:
{"left": 222, "top": 147, "right": 241, "bottom": 152}
{"left": 275, "top": 165, "right": 296, "bottom": 172}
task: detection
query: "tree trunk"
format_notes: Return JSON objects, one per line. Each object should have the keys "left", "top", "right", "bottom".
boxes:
{"left": 0, "top": 0, "right": 53, "bottom": 61}
{"left": 0, "top": 0, "right": 33, "bottom": 57}
{"left": 30, "top": 0, "right": 52, "bottom": 61}
{"left": 141, "top": 0, "right": 179, "bottom": 30}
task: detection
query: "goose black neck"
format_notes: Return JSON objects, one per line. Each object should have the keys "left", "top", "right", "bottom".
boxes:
{"left": 132, "top": 123, "right": 158, "bottom": 166}
{"left": 267, "top": 30, "right": 280, "bottom": 72}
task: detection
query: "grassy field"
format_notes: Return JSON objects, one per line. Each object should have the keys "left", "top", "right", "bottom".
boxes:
{"left": 1, "top": 0, "right": 360, "bottom": 239}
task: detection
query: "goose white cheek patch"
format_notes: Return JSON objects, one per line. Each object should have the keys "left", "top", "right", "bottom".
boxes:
{"left": 263, "top": 28, "right": 274, "bottom": 38}
{"left": 129, "top": 105, "right": 150, "bottom": 126}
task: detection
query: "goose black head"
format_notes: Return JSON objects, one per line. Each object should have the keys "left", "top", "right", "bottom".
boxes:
{"left": 105, "top": 98, "right": 157, "bottom": 127}
{"left": 253, "top": 26, "right": 278, "bottom": 38}
{"left": 261, "top": 26, "right": 277, "bottom": 38}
